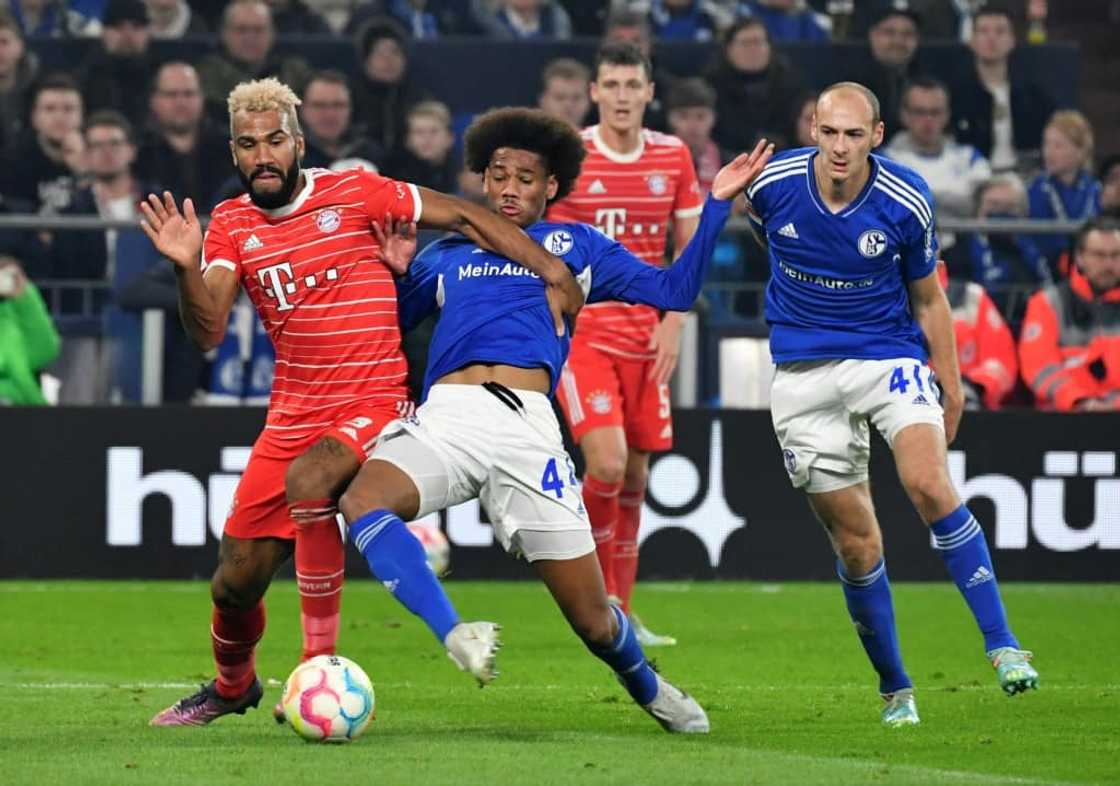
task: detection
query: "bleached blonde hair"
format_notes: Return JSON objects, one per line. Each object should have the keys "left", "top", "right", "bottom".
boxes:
{"left": 227, "top": 77, "right": 302, "bottom": 138}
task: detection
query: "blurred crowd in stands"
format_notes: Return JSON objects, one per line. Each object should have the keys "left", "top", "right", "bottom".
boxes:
{"left": 0, "top": 0, "right": 1116, "bottom": 411}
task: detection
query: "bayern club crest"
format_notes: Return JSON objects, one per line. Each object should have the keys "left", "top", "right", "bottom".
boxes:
{"left": 588, "top": 389, "right": 613, "bottom": 415}
{"left": 647, "top": 174, "right": 668, "bottom": 195}
{"left": 316, "top": 208, "right": 342, "bottom": 233}
{"left": 857, "top": 229, "right": 888, "bottom": 258}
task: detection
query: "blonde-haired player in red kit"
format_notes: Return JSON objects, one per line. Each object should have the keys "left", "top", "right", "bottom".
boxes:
{"left": 144, "top": 78, "right": 582, "bottom": 726}
{"left": 548, "top": 42, "right": 703, "bottom": 646}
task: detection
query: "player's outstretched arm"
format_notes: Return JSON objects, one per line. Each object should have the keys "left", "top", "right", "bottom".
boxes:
{"left": 413, "top": 187, "right": 583, "bottom": 336}
{"left": 909, "top": 270, "right": 965, "bottom": 443}
{"left": 139, "top": 191, "right": 239, "bottom": 351}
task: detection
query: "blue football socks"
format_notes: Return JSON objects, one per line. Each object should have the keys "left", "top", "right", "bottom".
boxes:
{"left": 350, "top": 509, "right": 459, "bottom": 643}
{"left": 931, "top": 504, "right": 1019, "bottom": 653}
{"left": 838, "top": 558, "right": 912, "bottom": 695}
{"left": 585, "top": 605, "right": 659, "bottom": 705}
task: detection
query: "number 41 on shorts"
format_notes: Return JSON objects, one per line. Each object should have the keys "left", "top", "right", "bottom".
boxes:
{"left": 888, "top": 364, "right": 935, "bottom": 395}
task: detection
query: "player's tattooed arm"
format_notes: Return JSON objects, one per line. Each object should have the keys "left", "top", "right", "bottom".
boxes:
{"left": 909, "top": 269, "right": 965, "bottom": 443}
{"left": 139, "top": 191, "right": 239, "bottom": 351}
{"left": 413, "top": 187, "right": 583, "bottom": 336}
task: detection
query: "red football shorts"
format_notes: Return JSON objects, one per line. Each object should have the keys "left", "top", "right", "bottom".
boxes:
{"left": 556, "top": 340, "right": 673, "bottom": 453}
{"left": 223, "top": 402, "right": 408, "bottom": 541}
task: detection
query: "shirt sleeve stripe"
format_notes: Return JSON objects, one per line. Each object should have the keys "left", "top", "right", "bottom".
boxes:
{"left": 204, "top": 258, "right": 237, "bottom": 273}
{"left": 407, "top": 182, "right": 423, "bottom": 223}
{"left": 674, "top": 205, "right": 703, "bottom": 218}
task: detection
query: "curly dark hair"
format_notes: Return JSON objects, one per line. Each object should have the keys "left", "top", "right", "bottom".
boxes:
{"left": 463, "top": 107, "right": 586, "bottom": 203}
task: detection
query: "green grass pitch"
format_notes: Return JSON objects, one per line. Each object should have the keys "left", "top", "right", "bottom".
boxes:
{"left": 2, "top": 580, "right": 1118, "bottom": 786}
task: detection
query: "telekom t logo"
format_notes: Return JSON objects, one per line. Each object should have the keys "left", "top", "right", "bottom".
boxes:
{"left": 257, "top": 261, "right": 339, "bottom": 311}
{"left": 594, "top": 208, "right": 627, "bottom": 239}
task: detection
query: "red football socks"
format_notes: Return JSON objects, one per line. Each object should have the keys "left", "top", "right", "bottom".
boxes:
{"left": 212, "top": 601, "right": 265, "bottom": 699}
{"left": 613, "top": 486, "right": 645, "bottom": 614}
{"left": 582, "top": 474, "right": 623, "bottom": 598}
{"left": 291, "top": 500, "right": 344, "bottom": 662}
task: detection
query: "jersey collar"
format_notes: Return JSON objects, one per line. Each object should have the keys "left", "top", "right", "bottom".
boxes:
{"left": 591, "top": 125, "right": 646, "bottom": 164}
{"left": 805, "top": 150, "right": 879, "bottom": 218}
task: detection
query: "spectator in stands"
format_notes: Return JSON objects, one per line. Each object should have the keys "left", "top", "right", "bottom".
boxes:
{"left": 473, "top": 0, "right": 572, "bottom": 39}
{"left": 950, "top": 2, "right": 1054, "bottom": 173}
{"left": 537, "top": 57, "right": 590, "bottom": 130}
{"left": 351, "top": 17, "right": 428, "bottom": 153}
{"left": 0, "top": 255, "right": 61, "bottom": 405}
{"left": 0, "top": 10, "right": 38, "bottom": 154}
{"left": 848, "top": 0, "right": 976, "bottom": 42}
{"left": 80, "top": 0, "right": 155, "bottom": 131}
{"left": 0, "top": 73, "right": 84, "bottom": 215}
{"left": 263, "top": 0, "right": 332, "bottom": 35}
{"left": 885, "top": 77, "right": 991, "bottom": 253}
{"left": 844, "top": 2, "right": 925, "bottom": 142}
{"left": 144, "top": 0, "right": 209, "bottom": 38}
{"left": 706, "top": 17, "right": 804, "bottom": 152}
{"left": 388, "top": 0, "right": 443, "bottom": 38}
{"left": 1024, "top": 110, "right": 1102, "bottom": 277}
{"left": 347, "top": 0, "right": 475, "bottom": 38}
{"left": 195, "top": 0, "right": 312, "bottom": 119}
{"left": 966, "top": 174, "right": 1046, "bottom": 329}
{"left": 789, "top": 90, "right": 816, "bottom": 148}
{"left": 938, "top": 262, "right": 1018, "bottom": 410}
{"left": 1101, "top": 155, "right": 1120, "bottom": 216}
{"left": 647, "top": 0, "right": 723, "bottom": 42}
{"left": 666, "top": 77, "right": 724, "bottom": 197}
{"left": 51, "top": 111, "right": 150, "bottom": 281}
{"left": 381, "top": 100, "right": 457, "bottom": 193}
{"left": 299, "top": 69, "right": 383, "bottom": 170}
{"left": 134, "top": 61, "right": 230, "bottom": 210}
{"left": 600, "top": 10, "right": 668, "bottom": 131}
{"left": 735, "top": 0, "right": 829, "bottom": 43}
{"left": 1019, "top": 217, "right": 1120, "bottom": 411}
{"left": 7, "top": 0, "right": 100, "bottom": 37}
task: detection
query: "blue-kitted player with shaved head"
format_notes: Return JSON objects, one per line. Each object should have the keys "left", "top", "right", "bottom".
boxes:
{"left": 744, "top": 82, "right": 1039, "bottom": 727}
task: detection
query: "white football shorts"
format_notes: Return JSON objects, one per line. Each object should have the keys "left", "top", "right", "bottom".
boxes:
{"left": 370, "top": 383, "right": 594, "bottom": 562}
{"left": 770, "top": 358, "right": 945, "bottom": 493}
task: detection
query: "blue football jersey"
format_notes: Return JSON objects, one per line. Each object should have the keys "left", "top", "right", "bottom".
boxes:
{"left": 745, "top": 146, "right": 939, "bottom": 363}
{"left": 396, "top": 196, "right": 731, "bottom": 398}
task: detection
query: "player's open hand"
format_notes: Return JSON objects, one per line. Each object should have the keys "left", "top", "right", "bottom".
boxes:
{"left": 139, "top": 191, "right": 202, "bottom": 270}
{"left": 372, "top": 213, "right": 417, "bottom": 275}
{"left": 711, "top": 138, "right": 775, "bottom": 201}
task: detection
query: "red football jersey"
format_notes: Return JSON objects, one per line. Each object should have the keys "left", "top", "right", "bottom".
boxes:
{"left": 202, "top": 167, "right": 420, "bottom": 447}
{"left": 548, "top": 125, "right": 703, "bottom": 358}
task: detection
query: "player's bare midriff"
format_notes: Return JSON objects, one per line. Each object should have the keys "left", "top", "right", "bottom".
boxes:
{"left": 436, "top": 364, "right": 550, "bottom": 394}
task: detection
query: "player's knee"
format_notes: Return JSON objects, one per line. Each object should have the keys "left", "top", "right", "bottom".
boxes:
{"left": 900, "top": 466, "right": 954, "bottom": 519}
{"left": 284, "top": 455, "right": 332, "bottom": 504}
{"left": 339, "top": 486, "right": 391, "bottom": 525}
{"left": 834, "top": 530, "right": 882, "bottom": 576}
{"left": 586, "top": 457, "right": 626, "bottom": 487}
{"left": 210, "top": 568, "right": 265, "bottom": 610}
{"left": 573, "top": 607, "right": 615, "bottom": 648}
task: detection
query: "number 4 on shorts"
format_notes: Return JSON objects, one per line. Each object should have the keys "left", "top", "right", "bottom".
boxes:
{"left": 889, "top": 366, "right": 910, "bottom": 394}
{"left": 541, "top": 458, "right": 564, "bottom": 498}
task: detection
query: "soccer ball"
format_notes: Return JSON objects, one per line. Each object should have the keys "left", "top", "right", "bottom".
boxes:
{"left": 281, "top": 655, "right": 375, "bottom": 743}
{"left": 407, "top": 522, "right": 451, "bottom": 576}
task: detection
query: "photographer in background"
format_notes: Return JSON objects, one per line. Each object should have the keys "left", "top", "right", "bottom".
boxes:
{"left": 0, "top": 256, "right": 61, "bottom": 405}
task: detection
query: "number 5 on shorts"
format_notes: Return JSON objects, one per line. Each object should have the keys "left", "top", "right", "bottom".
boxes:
{"left": 541, "top": 458, "right": 564, "bottom": 498}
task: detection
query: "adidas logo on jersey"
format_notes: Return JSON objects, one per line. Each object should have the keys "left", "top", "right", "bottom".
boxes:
{"left": 588, "top": 179, "right": 607, "bottom": 194}
{"left": 912, "top": 394, "right": 931, "bottom": 406}
{"left": 966, "top": 566, "right": 993, "bottom": 588}
{"left": 777, "top": 223, "right": 799, "bottom": 239}
{"left": 242, "top": 234, "right": 264, "bottom": 251}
